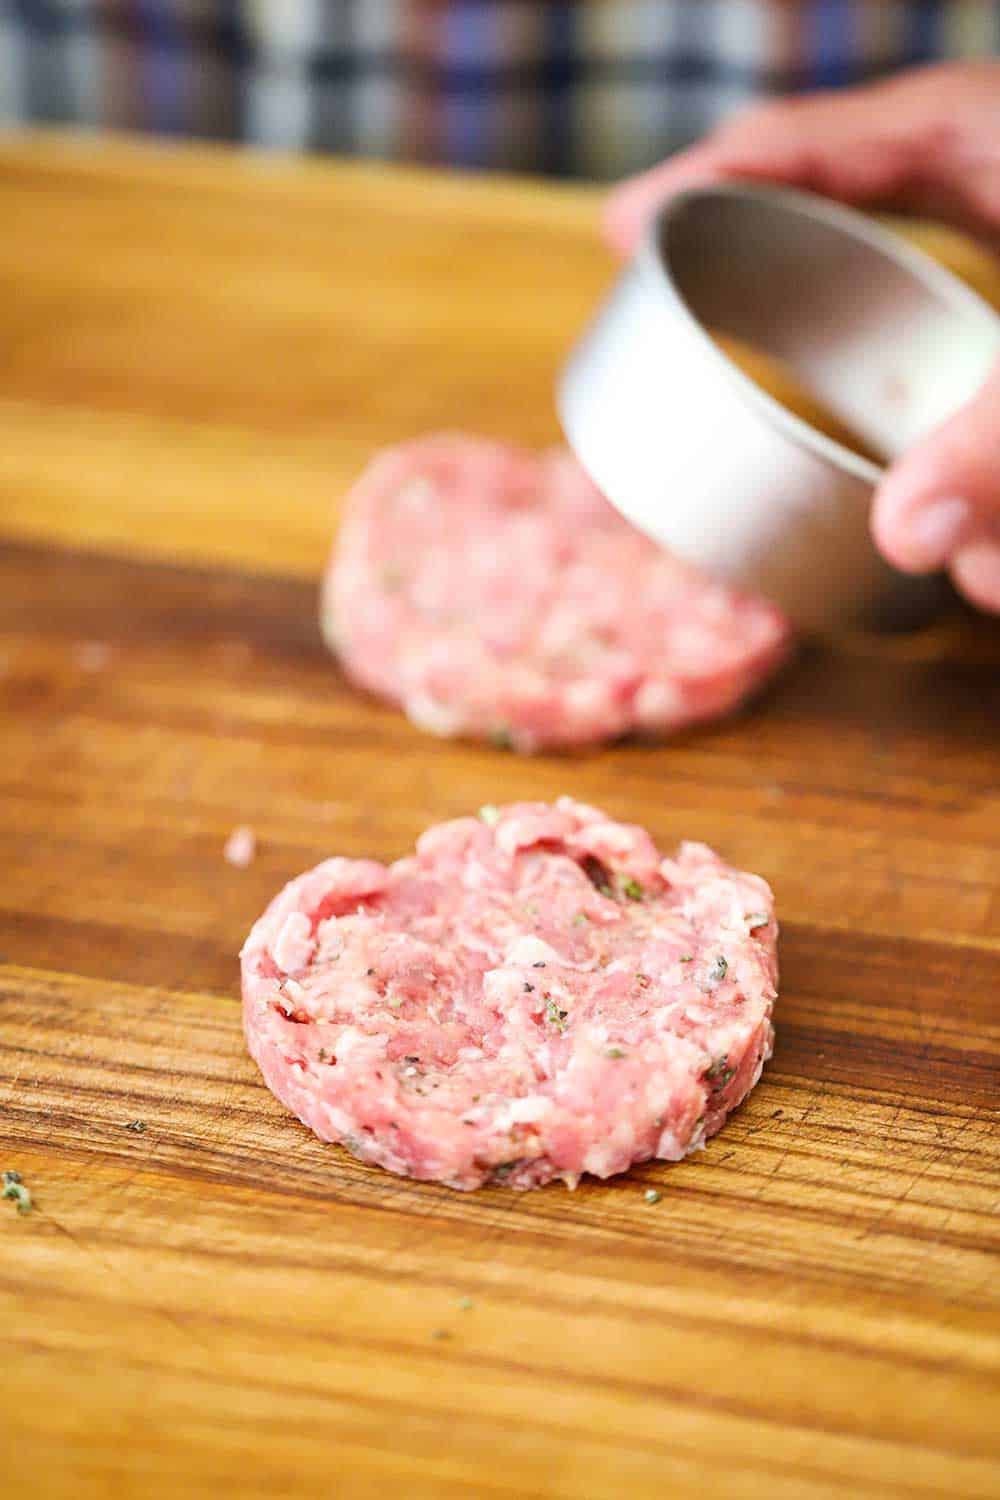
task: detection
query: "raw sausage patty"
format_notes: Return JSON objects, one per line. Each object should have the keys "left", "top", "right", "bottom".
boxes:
{"left": 241, "top": 798, "right": 778, "bottom": 1190}
{"left": 322, "top": 435, "right": 791, "bottom": 751}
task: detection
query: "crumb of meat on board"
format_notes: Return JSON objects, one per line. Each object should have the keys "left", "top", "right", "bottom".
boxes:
{"left": 225, "top": 826, "right": 257, "bottom": 868}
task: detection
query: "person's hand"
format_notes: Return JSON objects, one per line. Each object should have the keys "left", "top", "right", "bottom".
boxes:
{"left": 604, "top": 62, "right": 1000, "bottom": 613}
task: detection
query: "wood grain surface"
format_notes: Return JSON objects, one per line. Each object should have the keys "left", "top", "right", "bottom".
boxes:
{"left": 1, "top": 135, "right": 999, "bottom": 1500}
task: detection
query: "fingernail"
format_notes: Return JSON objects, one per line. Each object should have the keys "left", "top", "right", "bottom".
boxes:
{"left": 899, "top": 497, "right": 974, "bottom": 570}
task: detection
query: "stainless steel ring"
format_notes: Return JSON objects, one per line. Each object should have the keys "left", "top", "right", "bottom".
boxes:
{"left": 558, "top": 183, "right": 1000, "bottom": 632}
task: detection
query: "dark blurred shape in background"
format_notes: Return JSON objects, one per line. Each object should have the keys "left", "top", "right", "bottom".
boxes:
{"left": 1, "top": 1, "right": 997, "bottom": 178}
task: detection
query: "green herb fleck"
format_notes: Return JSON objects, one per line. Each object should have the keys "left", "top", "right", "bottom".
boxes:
{"left": 489, "top": 726, "right": 514, "bottom": 751}
{"left": 705, "top": 1054, "right": 736, "bottom": 1088}
{"left": 479, "top": 804, "right": 500, "bottom": 826}
{"left": 635, "top": 973, "right": 651, "bottom": 989}
{"left": 457, "top": 1296, "right": 473, "bottom": 1311}
{"left": 644, "top": 1188, "right": 662, "bottom": 1205}
{"left": 493, "top": 1160, "right": 521, "bottom": 1179}
{"left": 572, "top": 911, "right": 590, "bottom": 926}
{"left": 606, "top": 1047, "right": 626, "bottom": 1060}
{"left": 745, "top": 911, "right": 770, "bottom": 931}
{"left": 317, "top": 1049, "right": 328, "bottom": 1063}
{"left": 124, "top": 1120, "right": 146, "bottom": 1134}
{"left": 2, "top": 1170, "right": 32, "bottom": 1215}
{"left": 544, "top": 996, "right": 568, "bottom": 1031}
{"left": 701, "top": 954, "right": 729, "bottom": 990}
{"left": 622, "top": 878, "right": 644, "bottom": 901}
{"left": 678, "top": 954, "right": 694, "bottom": 963}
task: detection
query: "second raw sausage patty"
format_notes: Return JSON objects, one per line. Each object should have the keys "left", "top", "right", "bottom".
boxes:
{"left": 323, "top": 435, "right": 791, "bottom": 751}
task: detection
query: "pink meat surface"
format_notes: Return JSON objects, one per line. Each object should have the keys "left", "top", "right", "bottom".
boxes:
{"left": 241, "top": 798, "right": 778, "bottom": 1191}
{"left": 322, "top": 435, "right": 792, "bottom": 751}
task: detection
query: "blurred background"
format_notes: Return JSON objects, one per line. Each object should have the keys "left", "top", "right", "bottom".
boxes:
{"left": 1, "top": 0, "right": 998, "bottom": 181}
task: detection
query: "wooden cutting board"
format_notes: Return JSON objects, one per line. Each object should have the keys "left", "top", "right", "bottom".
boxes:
{"left": 1, "top": 136, "right": 998, "bottom": 1500}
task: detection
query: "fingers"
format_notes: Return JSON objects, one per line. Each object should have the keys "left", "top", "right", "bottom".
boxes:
{"left": 602, "top": 87, "right": 915, "bottom": 256}
{"left": 871, "top": 359, "right": 1000, "bottom": 611}
{"left": 602, "top": 126, "right": 918, "bottom": 258}
{"left": 602, "top": 62, "right": 1000, "bottom": 258}
{"left": 950, "top": 537, "right": 1000, "bottom": 612}
{"left": 601, "top": 113, "right": 814, "bottom": 258}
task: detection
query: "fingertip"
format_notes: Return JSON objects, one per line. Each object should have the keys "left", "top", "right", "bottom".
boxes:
{"left": 872, "top": 369, "right": 1000, "bottom": 572}
{"left": 600, "top": 164, "right": 673, "bottom": 257}
{"left": 870, "top": 449, "right": 947, "bottom": 572}
{"left": 871, "top": 481, "right": 976, "bottom": 574}
{"left": 951, "top": 536, "right": 1000, "bottom": 614}
{"left": 600, "top": 191, "right": 644, "bottom": 258}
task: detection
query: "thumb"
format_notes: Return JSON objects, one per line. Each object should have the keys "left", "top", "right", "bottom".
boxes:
{"left": 871, "top": 358, "right": 1000, "bottom": 608}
